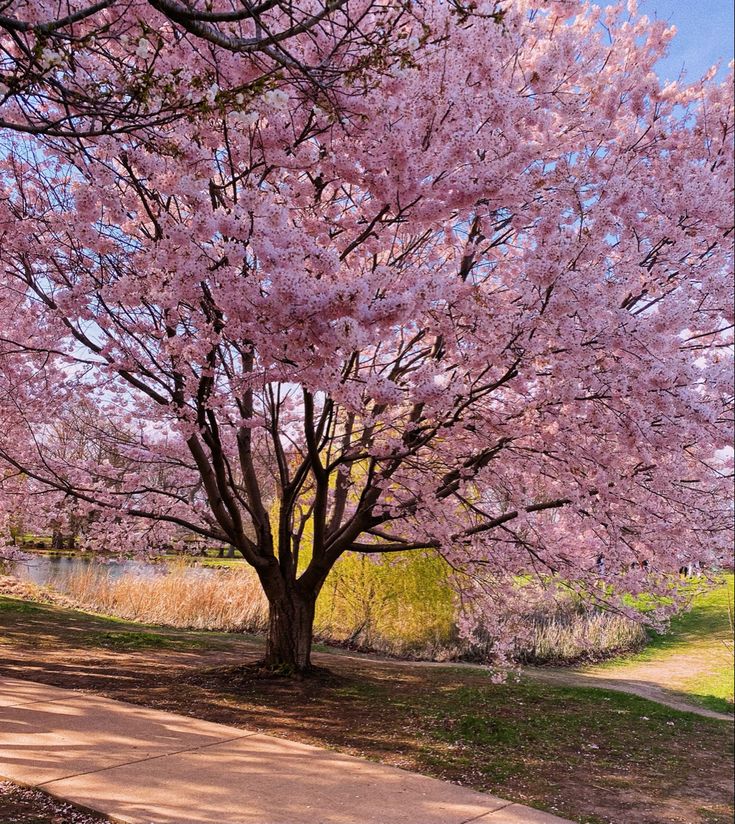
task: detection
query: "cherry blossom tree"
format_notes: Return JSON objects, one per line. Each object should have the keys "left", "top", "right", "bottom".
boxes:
{"left": 0, "top": 0, "right": 402, "bottom": 137}
{"left": 0, "top": 0, "right": 733, "bottom": 672}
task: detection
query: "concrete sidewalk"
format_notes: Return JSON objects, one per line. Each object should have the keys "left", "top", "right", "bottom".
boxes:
{"left": 0, "top": 676, "right": 572, "bottom": 824}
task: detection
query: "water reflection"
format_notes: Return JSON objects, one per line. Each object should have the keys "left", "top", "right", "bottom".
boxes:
{"left": 2, "top": 554, "right": 169, "bottom": 589}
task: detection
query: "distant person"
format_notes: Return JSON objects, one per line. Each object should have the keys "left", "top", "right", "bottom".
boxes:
{"left": 679, "top": 560, "right": 702, "bottom": 578}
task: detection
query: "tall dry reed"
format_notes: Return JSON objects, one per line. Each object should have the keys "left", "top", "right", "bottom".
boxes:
{"left": 60, "top": 563, "right": 268, "bottom": 633}
{"left": 512, "top": 607, "right": 647, "bottom": 664}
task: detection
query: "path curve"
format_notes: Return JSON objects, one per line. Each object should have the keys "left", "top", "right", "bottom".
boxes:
{"left": 312, "top": 649, "right": 734, "bottom": 722}
{"left": 523, "top": 667, "right": 734, "bottom": 722}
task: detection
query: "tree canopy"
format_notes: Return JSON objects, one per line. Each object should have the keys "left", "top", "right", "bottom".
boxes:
{"left": 0, "top": 0, "right": 733, "bottom": 670}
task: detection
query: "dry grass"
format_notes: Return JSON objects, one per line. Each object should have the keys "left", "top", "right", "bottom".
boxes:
{"left": 513, "top": 606, "right": 647, "bottom": 664}
{"left": 0, "top": 574, "right": 77, "bottom": 609}
{"left": 60, "top": 563, "right": 269, "bottom": 633}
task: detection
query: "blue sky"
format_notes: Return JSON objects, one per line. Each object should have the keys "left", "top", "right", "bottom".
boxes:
{"left": 637, "top": 0, "right": 734, "bottom": 81}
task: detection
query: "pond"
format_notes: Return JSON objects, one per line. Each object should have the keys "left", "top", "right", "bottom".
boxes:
{"left": 2, "top": 554, "right": 169, "bottom": 590}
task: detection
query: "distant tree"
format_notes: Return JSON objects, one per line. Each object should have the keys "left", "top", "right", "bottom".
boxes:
{"left": 0, "top": 1, "right": 732, "bottom": 671}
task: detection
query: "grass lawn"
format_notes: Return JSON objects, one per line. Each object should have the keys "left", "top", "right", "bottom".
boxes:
{"left": 0, "top": 593, "right": 732, "bottom": 824}
{"left": 587, "top": 574, "right": 734, "bottom": 714}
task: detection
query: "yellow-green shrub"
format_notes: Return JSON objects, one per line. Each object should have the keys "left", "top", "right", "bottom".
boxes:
{"left": 315, "top": 551, "right": 458, "bottom": 657}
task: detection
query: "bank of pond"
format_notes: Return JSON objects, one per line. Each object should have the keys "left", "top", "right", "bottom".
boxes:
{"left": 1, "top": 549, "right": 659, "bottom": 666}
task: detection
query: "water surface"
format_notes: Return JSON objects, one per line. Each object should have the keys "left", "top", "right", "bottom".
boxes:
{"left": 3, "top": 554, "right": 171, "bottom": 590}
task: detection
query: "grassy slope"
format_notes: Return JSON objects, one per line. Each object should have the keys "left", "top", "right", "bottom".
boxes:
{"left": 0, "top": 593, "right": 733, "bottom": 824}
{"left": 588, "top": 574, "right": 734, "bottom": 713}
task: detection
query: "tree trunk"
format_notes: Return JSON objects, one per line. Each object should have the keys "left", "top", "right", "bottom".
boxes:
{"left": 264, "top": 589, "right": 317, "bottom": 674}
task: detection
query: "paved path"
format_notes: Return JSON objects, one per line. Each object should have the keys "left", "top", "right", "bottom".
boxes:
{"left": 0, "top": 677, "right": 571, "bottom": 824}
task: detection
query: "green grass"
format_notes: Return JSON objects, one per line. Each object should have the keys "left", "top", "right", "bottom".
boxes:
{"left": 196, "top": 556, "right": 250, "bottom": 568}
{"left": 0, "top": 598, "right": 45, "bottom": 614}
{"left": 638, "top": 575, "right": 733, "bottom": 658}
{"left": 688, "top": 690, "right": 734, "bottom": 715}
{"left": 84, "top": 630, "right": 190, "bottom": 650}
{"left": 421, "top": 679, "right": 703, "bottom": 747}
{"left": 400, "top": 676, "right": 731, "bottom": 820}
{"left": 678, "top": 648, "right": 734, "bottom": 715}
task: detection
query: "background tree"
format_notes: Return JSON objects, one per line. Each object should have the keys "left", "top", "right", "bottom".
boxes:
{"left": 0, "top": 0, "right": 733, "bottom": 672}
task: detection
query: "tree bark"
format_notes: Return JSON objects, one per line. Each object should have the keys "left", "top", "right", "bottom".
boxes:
{"left": 263, "top": 588, "right": 317, "bottom": 674}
